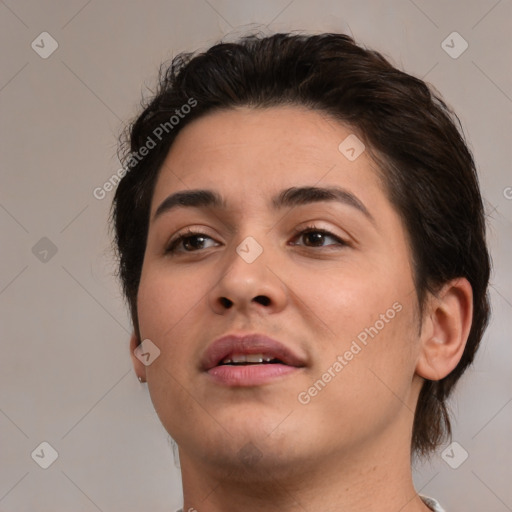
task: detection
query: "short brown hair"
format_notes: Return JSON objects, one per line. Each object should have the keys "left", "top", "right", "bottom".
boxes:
{"left": 111, "top": 32, "right": 491, "bottom": 457}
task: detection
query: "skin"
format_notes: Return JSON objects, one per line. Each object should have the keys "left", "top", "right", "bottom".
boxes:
{"left": 129, "top": 106, "right": 473, "bottom": 512}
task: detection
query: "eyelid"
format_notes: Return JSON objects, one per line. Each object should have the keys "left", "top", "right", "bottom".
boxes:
{"left": 165, "top": 223, "right": 351, "bottom": 255}
{"left": 165, "top": 226, "right": 219, "bottom": 253}
{"left": 290, "top": 223, "right": 350, "bottom": 247}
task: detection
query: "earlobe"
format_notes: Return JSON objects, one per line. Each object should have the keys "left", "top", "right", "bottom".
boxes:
{"left": 129, "top": 332, "right": 146, "bottom": 382}
{"left": 416, "top": 278, "right": 473, "bottom": 381}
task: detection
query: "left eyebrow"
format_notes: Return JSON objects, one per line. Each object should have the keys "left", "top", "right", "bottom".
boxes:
{"left": 271, "top": 185, "right": 374, "bottom": 224}
{"left": 153, "top": 185, "right": 375, "bottom": 225}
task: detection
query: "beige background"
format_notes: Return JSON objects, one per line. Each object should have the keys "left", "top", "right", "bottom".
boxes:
{"left": 1, "top": 1, "right": 511, "bottom": 511}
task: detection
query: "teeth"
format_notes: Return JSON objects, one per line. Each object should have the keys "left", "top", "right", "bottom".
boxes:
{"left": 221, "top": 353, "right": 276, "bottom": 365}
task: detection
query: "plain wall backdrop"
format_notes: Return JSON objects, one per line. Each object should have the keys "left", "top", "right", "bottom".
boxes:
{"left": 1, "top": 1, "right": 511, "bottom": 511}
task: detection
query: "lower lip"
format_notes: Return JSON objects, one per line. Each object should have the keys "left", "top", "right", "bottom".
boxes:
{"left": 207, "top": 363, "right": 299, "bottom": 386}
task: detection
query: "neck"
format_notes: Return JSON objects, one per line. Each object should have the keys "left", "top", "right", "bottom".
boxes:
{"left": 178, "top": 425, "right": 431, "bottom": 512}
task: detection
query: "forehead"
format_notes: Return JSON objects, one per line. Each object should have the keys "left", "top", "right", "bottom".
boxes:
{"left": 150, "top": 106, "right": 386, "bottom": 215}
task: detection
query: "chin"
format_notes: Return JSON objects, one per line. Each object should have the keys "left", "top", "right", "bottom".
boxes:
{"left": 179, "top": 419, "right": 310, "bottom": 480}
{"left": 202, "top": 439, "right": 310, "bottom": 483}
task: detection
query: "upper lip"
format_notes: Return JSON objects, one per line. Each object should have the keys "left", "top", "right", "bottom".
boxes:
{"left": 201, "top": 333, "right": 307, "bottom": 371}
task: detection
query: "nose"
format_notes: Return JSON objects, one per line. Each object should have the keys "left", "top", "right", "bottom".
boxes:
{"left": 207, "top": 239, "right": 288, "bottom": 316}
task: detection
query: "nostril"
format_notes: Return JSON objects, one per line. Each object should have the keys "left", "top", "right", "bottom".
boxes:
{"left": 254, "top": 295, "right": 270, "bottom": 306}
{"left": 219, "top": 297, "right": 233, "bottom": 308}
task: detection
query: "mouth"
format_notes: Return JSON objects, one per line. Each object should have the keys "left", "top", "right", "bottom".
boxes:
{"left": 202, "top": 333, "right": 307, "bottom": 387}
{"left": 219, "top": 353, "right": 286, "bottom": 366}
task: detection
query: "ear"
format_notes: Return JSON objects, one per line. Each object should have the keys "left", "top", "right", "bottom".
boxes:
{"left": 416, "top": 278, "right": 473, "bottom": 381}
{"left": 130, "top": 332, "right": 146, "bottom": 382}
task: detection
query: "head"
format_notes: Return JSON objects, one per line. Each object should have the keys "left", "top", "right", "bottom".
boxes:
{"left": 110, "top": 32, "right": 490, "bottom": 465}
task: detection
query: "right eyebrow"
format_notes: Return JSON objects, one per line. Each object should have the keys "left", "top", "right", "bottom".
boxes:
{"left": 153, "top": 189, "right": 225, "bottom": 222}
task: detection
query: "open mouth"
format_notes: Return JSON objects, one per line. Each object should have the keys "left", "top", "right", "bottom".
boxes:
{"left": 208, "top": 352, "right": 301, "bottom": 386}
{"left": 219, "top": 354, "right": 285, "bottom": 366}
{"left": 201, "top": 333, "right": 307, "bottom": 386}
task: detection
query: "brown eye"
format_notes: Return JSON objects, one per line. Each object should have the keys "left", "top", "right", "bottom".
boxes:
{"left": 166, "top": 230, "right": 219, "bottom": 254}
{"left": 292, "top": 226, "right": 347, "bottom": 248}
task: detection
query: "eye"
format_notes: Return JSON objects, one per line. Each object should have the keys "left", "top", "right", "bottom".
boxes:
{"left": 165, "top": 228, "right": 219, "bottom": 254}
{"left": 290, "top": 225, "right": 348, "bottom": 248}
{"left": 165, "top": 225, "right": 348, "bottom": 255}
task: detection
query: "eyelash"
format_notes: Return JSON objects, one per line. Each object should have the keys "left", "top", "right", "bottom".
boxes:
{"left": 291, "top": 224, "right": 348, "bottom": 249}
{"left": 165, "top": 224, "right": 348, "bottom": 255}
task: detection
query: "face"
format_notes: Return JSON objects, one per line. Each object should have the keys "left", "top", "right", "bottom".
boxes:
{"left": 136, "top": 106, "right": 423, "bottom": 477}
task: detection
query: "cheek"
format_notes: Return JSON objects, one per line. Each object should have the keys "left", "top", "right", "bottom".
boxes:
{"left": 297, "top": 296, "right": 419, "bottom": 439}
{"left": 135, "top": 267, "right": 211, "bottom": 382}
{"left": 298, "top": 259, "right": 419, "bottom": 386}
{"left": 137, "top": 263, "right": 206, "bottom": 338}
{"left": 136, "top": 267, "right": 208, "bottom": 428}
{"left": 297, "top": 261, "right": 404, "bottom": 341}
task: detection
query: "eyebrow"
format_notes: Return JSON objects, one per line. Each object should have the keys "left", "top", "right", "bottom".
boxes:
{"left": 153, "top": 186, "right": 375, "bottom": 224}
